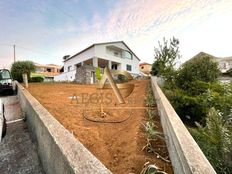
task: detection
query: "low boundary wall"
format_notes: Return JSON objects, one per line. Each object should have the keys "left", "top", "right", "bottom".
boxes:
{"left": 151, "top": 77, "right": 216, "bottom": 174}
{"left": 16, "top": 82, "right": 112, "bottom": 174}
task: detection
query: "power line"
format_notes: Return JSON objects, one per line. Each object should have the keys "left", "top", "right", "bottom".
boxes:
{"left": 0, "top": 43, "right": 60, "bottom": 60}
{"left": 15, "top": 45, "right": 58, "bottom": 58}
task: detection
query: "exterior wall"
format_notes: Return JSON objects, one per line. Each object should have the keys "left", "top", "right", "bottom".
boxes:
{"left": 54, "top": 70, "right": 76, "bottom": 81}
{"left": 217, "top": 60, "right": 232, "bottom": 73}
{"left": 94, "top": 43, "right": 140, "bottom": 75}
{"left": 55, "top": 42, "right": 140, "bottom": 81}
{"left": 139, "top": 64, "right": 152, "bottom": 75}
{"left": 75, "top": 65, "right": 95, "bottom": 84}
{"left": 151, "top": 77, "right": 216, "bottom": 174}
{"left": 16, "top": 82, "right": 112, "bottom": 174}
{"left": 64, "top": 47, "right": 95, "bottom": 73}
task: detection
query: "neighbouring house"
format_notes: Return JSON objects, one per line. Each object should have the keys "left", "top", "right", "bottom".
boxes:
{"left": 192, "top": 52, "right": 232, "bottom": 82}
{"left": 216, "top": 57, "right": 232, "bottom": 73}
{"left": 34, "top": 63, "right": 62, "bottom": 81}
{"left": 139, "top": 62, "right": 152, "bottom": 75}
{"left": 54, "top": 41, "right": 140, "bottom": 84}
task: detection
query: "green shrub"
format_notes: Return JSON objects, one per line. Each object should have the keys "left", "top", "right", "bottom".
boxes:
{"left": 11, "top": 61, "right": 35, "bottom": 82}
{"left": 145, "top": 84, "right": 156, "bottom": 107}
{"left": 176, "top": 55, "right": 220, "bottom": 90}
{"left": 164, "top": 88, "right": 208, "bottom": 125}
{"left": 30, "top": 76, "right": 44, "bottom": 83}
{"left": 95, "top": 67, "right": 101, "bottom": 81}
{"left": 164, "top": 81, "right": 232, "bottom": 125}
{"left": 189, "top": 108, "right": 232, "bottom": 173}
{"left": 117, "top": 74, "right": 128, "bottom": 83}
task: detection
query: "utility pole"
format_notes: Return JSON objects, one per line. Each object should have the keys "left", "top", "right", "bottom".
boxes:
{"left": 13, "top": 45, "right": 16, "bottom": 62}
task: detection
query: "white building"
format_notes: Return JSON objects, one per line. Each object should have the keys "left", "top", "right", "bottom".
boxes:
{"left": 216, "top": 57, "right": 232, "bottom": 73}
{"left": 54, "top": 41, "right": 140, "bottom": 83}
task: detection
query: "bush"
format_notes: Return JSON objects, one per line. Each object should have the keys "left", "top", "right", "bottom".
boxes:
{"left": 117, "top": 74, "right": 128, "bottom": 83}
{"left": 164, "top": 82, "right": 232, "bottom": 125}
{"left": 189, "top": 108, "right": 232, "bottom": 173}
{"left": 11, "top": 61, "right": 35, "bottom": 82}
{"left": 164, "top": 87, "right": 208, "bottom": 125}
{"left": 30, "top": 76, "right": 44, "bottom": 83}
{"left": 176, "top": 55, "right": 220, "bottom": 90}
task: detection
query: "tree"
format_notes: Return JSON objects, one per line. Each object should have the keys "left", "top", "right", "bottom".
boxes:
{"left": 176, "top": 54, "right": 221, "bottom": 90}
{"left": 11, "top": 61, "right": 35, "bottom": 82}
{"left": 151, "top": 37, "right": 180, "bottom": 82}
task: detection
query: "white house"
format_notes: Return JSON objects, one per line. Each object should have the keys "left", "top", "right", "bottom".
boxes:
{"left": 54, "top": 41, "right": 140, "bottom": 83}
{"left": 216, "top": 57, "right": 232, "bottom": 73}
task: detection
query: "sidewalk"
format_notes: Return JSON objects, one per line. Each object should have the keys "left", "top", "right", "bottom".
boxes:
{"left": 0, "top": 121, "right": 44, "bottom": 174}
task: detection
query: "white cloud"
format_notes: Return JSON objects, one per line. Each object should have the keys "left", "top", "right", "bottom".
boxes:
{"left": 1, "top": 0, "right": 232, "bottom": 69}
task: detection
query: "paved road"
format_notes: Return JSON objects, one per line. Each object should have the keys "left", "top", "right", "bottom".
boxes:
{"left": 0, "top": 121, "right": 44, "bottom": 174}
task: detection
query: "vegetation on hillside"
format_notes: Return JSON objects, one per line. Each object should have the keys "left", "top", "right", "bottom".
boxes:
{"left": 151, "top": 37, "right": 232, "bottom": 173}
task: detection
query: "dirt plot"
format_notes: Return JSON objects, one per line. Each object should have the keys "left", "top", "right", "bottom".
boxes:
{"left": 27, "top": 80, "right": 173, "bottom": 174}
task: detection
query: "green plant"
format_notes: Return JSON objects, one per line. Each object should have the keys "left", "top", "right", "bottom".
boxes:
{"left": 11, "top": 61, "right": 35, "bottom": 82}
{"left": 143, "top": 122, "right": 164, "bottom": 140}
{"left": 30, "top": 76, "right": 44, "bottom": 82}
{"left": 151, "top": 37, "right": 180, "bottom": 84}
{"left": 95, "top": 67, "right": 101, "bottom": 81}
{"left": 140, "top": 162, "right": 167, "bottom": 174}
{"left": 176, "top": 54, "right": 220, "bottom": 90}
{"left": 117, "top": 74, "right": 128, "bottom": 83}
{"left": 145, "top": 84, "right": 156, "bottom": 107}
{"left": 190, "top": 108, "right": 232, "bottom": 173}
{"left": 146, "top": 109, "right": 155, "bottom": 122}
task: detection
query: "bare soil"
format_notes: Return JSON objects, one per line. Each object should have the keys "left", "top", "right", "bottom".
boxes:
{"left": 27, "top": 80, "right": 173, "bottom": 174}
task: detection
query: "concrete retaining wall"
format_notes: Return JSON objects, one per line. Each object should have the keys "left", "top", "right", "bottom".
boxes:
{"left": 151, "top": 77, "right": 216, "bottom": 174}
{"left": 16, "top": 82, "right": 112, "bottom": 174}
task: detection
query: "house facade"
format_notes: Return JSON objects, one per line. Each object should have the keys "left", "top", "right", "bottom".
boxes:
{"left": 34, "top": 63, "right": 61, "bottom": 81}
{"left": 216, "top": 57, "right": 232, "bottom": 73}
{"left": 54, "top": 41, "right": 140, "bottom": 83}
{"left": 139, "top": 62, "right": 152, "bottom": 75}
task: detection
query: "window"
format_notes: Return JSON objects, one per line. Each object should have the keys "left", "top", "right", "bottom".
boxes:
{"left": 0, "top": 70, "right": 10, "bottom": 80}
{"left": 112, "top": 64, "right": 117, "bottom": 70}
{"left": 126, "top": 64, "right": 132, "bottom": 71}
{"left": 114, "top": 51, "right": 119, "bottom": 57}
{"left": 125, "top": 51, "right": 132, "bottom": 59}
{"left": 68, "top": 66, "right": 72, "bottom": 72}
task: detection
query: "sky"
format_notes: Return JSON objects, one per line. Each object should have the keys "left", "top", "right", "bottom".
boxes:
{"left": 1, "top": 0, "right": 232, "bottom": 69}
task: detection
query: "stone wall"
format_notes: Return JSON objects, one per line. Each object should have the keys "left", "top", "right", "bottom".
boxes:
{"left": 75, "top": 65, "right": 95, "bottom": 84}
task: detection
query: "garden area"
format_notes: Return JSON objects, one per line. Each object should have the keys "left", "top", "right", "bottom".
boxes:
{"left": 26, "top": 80, "right": 173, "bottom": 174}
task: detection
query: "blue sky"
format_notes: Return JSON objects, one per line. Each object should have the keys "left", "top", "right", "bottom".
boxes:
{"left": 1, "top": 0, "right": 232, "bottom": 68}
